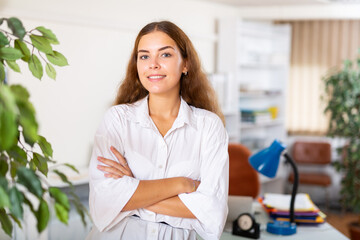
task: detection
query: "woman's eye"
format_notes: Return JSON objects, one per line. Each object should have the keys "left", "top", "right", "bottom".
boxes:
{"left": 139, "top": 55, "right": 149, "bottom": 60}
{"left": 161, "top": 53, "right": 171, "bottom": 58}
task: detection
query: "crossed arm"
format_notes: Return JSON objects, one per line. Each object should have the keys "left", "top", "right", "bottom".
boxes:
{"left": 97, "top": 146, "right": 200, "bottom": 219}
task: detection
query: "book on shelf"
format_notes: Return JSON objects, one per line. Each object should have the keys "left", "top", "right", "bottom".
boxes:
{"left": 258, "top": 193, "right": 326, "bottom": 226}
{"left": 240, "top": 109, "right": 273, "bottom": 123}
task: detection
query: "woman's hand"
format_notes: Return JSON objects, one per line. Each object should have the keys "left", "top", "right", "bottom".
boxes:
{"left": 97, "top": 146, "right": 134, "bottom": 179}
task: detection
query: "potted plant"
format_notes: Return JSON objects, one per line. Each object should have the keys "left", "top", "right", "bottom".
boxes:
{"left": 323, "top": 53, "right": 360, "bottom": 240}
{"left": 0, "top": 17, "right": 87, "bottom": 237}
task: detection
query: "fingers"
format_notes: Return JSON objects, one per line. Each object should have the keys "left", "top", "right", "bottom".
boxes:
{"left": 110, "top": 146, "right": 127, "bottom": 166}
{"left": 97, "top": 156, "right": 133, "bottom": 177}
{"left": 97, "top": 156, "right": 127, "bottom": 173}
{"left": 97, "top": 160, "right": 124, "bottom": 176}
{"left": 104, "top": 173, "right": 120, "bottom": 179}
{"left": 97, "top": 146, "right": 134, "bottom": 178}
{"left": 109, "top": 146, "right": 134, "bottom": 177}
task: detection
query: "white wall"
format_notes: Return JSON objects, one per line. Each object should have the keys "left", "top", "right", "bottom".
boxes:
{"left": 0, "top": 0, "right": 239, "bottom": 168}
{"left": 236, "top": 3, "right": 360, "bottom": 20}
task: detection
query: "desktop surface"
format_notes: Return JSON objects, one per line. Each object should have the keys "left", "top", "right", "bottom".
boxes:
{"left": 222, "top": 198, "right": 348, "bottom": 240}
{"left": 221, "top": 222, "right": 348, "bottom": 240}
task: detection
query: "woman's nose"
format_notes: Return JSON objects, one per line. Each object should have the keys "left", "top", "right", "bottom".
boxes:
{"left": 149, "top": 58, "right": 160, "bottom": 69}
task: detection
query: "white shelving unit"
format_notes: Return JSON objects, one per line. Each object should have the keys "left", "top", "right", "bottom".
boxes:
{"left": 216, "top": 18, "right": 291, "bottom": 153}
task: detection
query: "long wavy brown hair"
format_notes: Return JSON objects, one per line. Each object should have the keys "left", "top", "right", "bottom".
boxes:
{"left": 114, "top": 21, "right": 225, "bottom": 125}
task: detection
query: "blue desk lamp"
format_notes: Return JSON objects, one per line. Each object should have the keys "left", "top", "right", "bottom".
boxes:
{"left": 249, "top": 139, "right": 299, "bottom": 235}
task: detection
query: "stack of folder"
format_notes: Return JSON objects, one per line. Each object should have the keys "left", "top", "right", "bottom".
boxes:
{"left": 258, "top": 193, "right": 326, "bottom": 225}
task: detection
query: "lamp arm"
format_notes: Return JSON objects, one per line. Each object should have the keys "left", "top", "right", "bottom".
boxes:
{"left": 283, "top": 152, "right": 299, "bottom": 224}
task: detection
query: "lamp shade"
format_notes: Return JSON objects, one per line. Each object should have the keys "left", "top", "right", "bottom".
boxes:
{"left": 249, "top": 139, "right": 286, "bottom": 178}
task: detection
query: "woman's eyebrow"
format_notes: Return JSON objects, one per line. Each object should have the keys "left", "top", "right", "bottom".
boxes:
{"left": 138, "top": 46, "right": 175, "bottom": 53}
{"left": 158, "top": 46, "right": 175, "bottom": 51}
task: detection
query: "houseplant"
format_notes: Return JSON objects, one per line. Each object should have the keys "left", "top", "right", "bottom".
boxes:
{"left": 0, "top": 17, "right": 87, "bottom": 237}
{"left": 323, "top": 53, "right": 360, "bottom": 239}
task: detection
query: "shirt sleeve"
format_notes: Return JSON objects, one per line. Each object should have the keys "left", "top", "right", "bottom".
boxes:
{"left": 178, "top": 116, "right": 229, "bottom": 240}
{"left": 89, "top": 107, "right": 140, "bottom": 232}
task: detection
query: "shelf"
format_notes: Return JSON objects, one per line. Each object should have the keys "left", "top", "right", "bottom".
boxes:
{"left": 239, "top": 91, "right": 282, "bottom": 98}
{"left": 239, "top": 62, "right": 285, "bottom": 69}
{"left": 223, "top": 109, "right": 238, "bottom": 116}
{"left": 240, "top": 119, "right": 284, "bottom": 130}
{"left": 47, "top": 166, "right": 89, "bottom": 188}
{"left": 217, "top": 18, "right": 290, "bottom": 145}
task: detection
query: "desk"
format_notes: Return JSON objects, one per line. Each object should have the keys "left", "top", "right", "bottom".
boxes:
{"left": 221, "top": 200, "right": 349, "bottom": 240}
{"left": 221, "top": 222, "right": 348, "bottom": 240}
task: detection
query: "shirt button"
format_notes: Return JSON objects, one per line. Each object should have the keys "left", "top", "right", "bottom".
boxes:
{"left": 152, "top": 229, "right": 156, "bottom": 234}
{"left": 158, "top": 165, "right": 163, "bottom": 169}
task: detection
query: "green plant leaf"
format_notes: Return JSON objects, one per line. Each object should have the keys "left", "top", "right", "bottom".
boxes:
{"left": 0, "top": 84, "right": 18, "bottom": 113}
{"left": 10, "top": 161, "right": 18, "bottom": 178}
{"left": 63, "top": 163, "right": 79, "bottom": 174}
{"left": 29, "top": 160, "right": 36, "bottom": 171}
{"left": 0, "top": 187, "right": 10, "bottom": 208}
{"left": 17, "top": 101, "right": 38, "bottom": 146}
{"left": 70, "top": 197, "right": 87, "bottom": 226}
{"left": 0, "top": 62, "right": 5, "bottom": 81}
{"left": 10, "top": 84, "right": 30, "bottom": 102}
{"left": 37, "top": 135, "right": 53, "bottom": 158}
{"left": 22, "top": 193, "right": 35, "bottom": 214}
{"left": 36, "top": 199, "right": 49, "bottom": 232}
{"left": 49, "top": 187, "right": 70, "bottom": 211}
{"left": 32, "top": 153, "right": 48, "bottom": 176}
{"left": 10, "top": 84, "right": 39, "bottom": 146}
{"left": 0, "top": 154, "right": 8, "bottom": 176}
{"left": 52, "top": 169, "right": 72, "bottom": 187}
{"left": 0, "top": 106, "right": 17, "bottom": 151}
{"left": 45, "top": 63, "right": 56, "bottom": 80}
{"left": 0, "top": 176, "right": 8, "bottom": 192}
{"left": 9, "top": 187, "right": 24, "bottom": 219}
{"left": 0, "top": 85, "right": 18, "bottom": 151}
{"left": 7, "top": 17, "right": 26, "bottom": 40}
{"left": 16, "top": 167, "right": 43, "bottom": 198}
{"left": 54, "top": 202, "right": 68, "bottom": 224}
{"left": 0, "top": 208, "right": 12, "bottom": 237}
{"left": 8, "top": 145, "right": 28, "bottom": 166}
{"left": 9, "top": 213, "right": 22, "bottom": 228}
{"left": 14, "top": 39, "right": 30, "bottom": 62}
{"left": 0, "top": 47, "right": 23, "bottom": 61}
{"left": 0, "top": 32, "right": 9, "bottom": 46}
{"left": 28, "top": 54, "right": 43, "bottom": 80}
{"left": 46, "top": 51, "right": 68, "bottom": 66}
{"left": 30, "top": 35, "right": 52, "bottom": 54}
{"left": 5, "top": 60, "right": 20, "bottom": 73}
{"left": 36, "top": 26, "right": 59, "bottom": 45}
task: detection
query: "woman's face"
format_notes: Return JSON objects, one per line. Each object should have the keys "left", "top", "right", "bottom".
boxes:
{"left": 137, "top": 31, "right": 187, "bottom": 97}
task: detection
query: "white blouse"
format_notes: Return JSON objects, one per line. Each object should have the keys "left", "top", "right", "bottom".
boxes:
{"left": 87, "top": 96, "right": 229, "bottom": 240}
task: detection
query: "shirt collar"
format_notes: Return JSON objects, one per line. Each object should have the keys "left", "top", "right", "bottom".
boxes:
{"left": 125, "top": 95, "right": 197, "bottom": 130}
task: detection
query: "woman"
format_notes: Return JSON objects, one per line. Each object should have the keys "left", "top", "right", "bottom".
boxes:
{"left": 87, "top": 21, "right": 229, "bottom": 240}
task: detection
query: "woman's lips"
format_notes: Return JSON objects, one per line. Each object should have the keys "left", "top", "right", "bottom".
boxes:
{"left": 147, "top": 75, "right": 166, "bottom": 82}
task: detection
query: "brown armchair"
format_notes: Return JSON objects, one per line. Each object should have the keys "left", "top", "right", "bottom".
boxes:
{"left": 288, "top": 141, "right": 332, "bottom": 207}
{"left": 228, "top": 143, "right": 260, "bottom": 198}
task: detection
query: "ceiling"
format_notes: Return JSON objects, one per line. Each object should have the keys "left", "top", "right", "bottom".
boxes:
{"left": 200, "top": 0, "right": 360, "bottom": 6}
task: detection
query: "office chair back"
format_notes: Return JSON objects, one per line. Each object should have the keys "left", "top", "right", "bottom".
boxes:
{"left": 292, "top": 141, "right": 331, "bottom": 165}
{"left": 228, "top": 143, "right": 260, "bottom": 199}
{"left": 288, "top": 141, "right": 332, "bottom": 208}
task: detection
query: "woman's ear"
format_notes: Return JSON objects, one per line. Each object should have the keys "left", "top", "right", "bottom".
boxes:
{"left": 182, "top": 61, "right": 188, "bottom": 74}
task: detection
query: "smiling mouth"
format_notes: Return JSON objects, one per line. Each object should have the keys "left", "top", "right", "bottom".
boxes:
{"left": 148, "top": 75, "right": 166, "bottom": 81}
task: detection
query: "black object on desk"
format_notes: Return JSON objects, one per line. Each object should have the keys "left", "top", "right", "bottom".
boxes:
{"left": 232, "top": 213, "right": 260, "bottom": 239}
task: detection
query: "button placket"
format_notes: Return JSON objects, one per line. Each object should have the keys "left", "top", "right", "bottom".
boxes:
{"left": 156, "top": 138, "right": 167, "bottom": 178}
{"left": 146, "top": 222, "right": 159, "bottom": 240}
